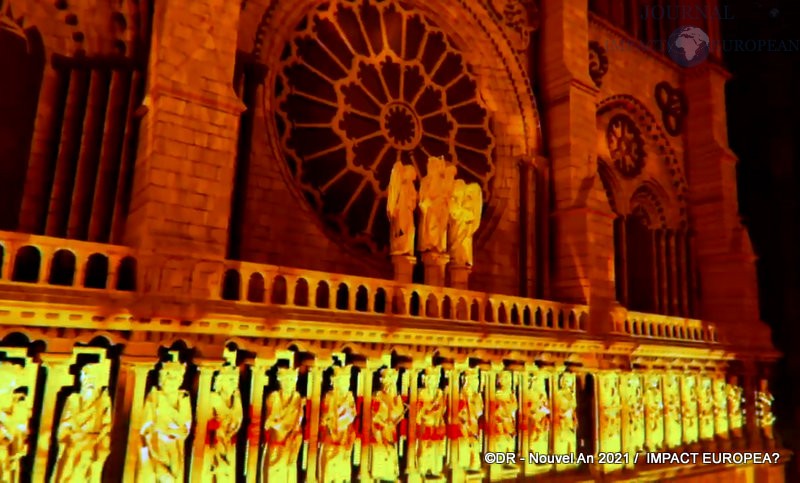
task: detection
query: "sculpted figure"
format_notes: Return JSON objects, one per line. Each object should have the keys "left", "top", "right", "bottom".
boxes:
{"left": 663, "top": 374, "right": 682, "bottom": 448}
{"left": 491, "top": 371, "right": 518, "bottom": 456}
{"left": 319, "top": 365, "right": 357, "bottom": 483}
{"left": 553, "top": 373, "right": 577, "bottom": 456}
{"left": 644, "top": 374, "right": 664, "bottom": 451}
{"left": 598, "top": 373, "right": 621, "bottom": 452}
{"left": 697, "top": 377, "right": 715, "bottom": 441}
{"left": 456, "top": 368, "right": 483, "bottom": 472}
{"left": 137, "top": 353, "right": 193, "bottom": 482}
{"left": 418, "top": 157, "right": 457, "bottom": 254}
{"left": 370, "top": 368, "right": 406, "bottom": 481}
{"left": 680, "top": 375, "right": 698, "bottom": 444}
{"left": 387, "top": 161, "right": 418, "bottom": 255}
{"left": 526, "top": 374, "right": 550, "bottom": 455}
{"left": 263, "top": 367, "right": 305, "bottom": 483}
{"left": 0, "top": 363, "right": 30, "bottom": 483}
{"left": 756, "top": 390, "right": 776, "bottom": 440}
{"left": 206, "top": 360, "right": 243, "bottom": 482}
{"left": 726, "top": 383, "right": 744, "bottom": 438}
{"left": 52, "top": 362, "right": 112, "bottom": 483}
{"left": 447, "top": 180, "right": 483, "bottom": 266}
{"left": 712, "top": 378, "right": 729, "bottom": 438}
{"left": 622, "top": 374, "right": 644, "bottom": 454}
{"left": 416, "top": 366, "right": 447, "bottom": 477}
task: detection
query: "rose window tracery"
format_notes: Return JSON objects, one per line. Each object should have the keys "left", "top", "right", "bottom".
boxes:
{"left": 275, "top": 0, "right": 496, "bottom": 254}
{"left": 606, "top": 114, "right": 646, "bottom": 178}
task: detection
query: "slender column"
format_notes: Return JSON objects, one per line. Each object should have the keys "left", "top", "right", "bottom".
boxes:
{"left": 742, "top": 364, "right": 760, "bottom": 448}
{"left": 121, "top": 359, "right": 155, "bottom": 483}
{"left": 676, "top": 231, "right": 689, "bottom": 316}
{"left": 667, "top": 231, "right": 679, "bottom": 315}
{"left": 615, "top": 217, "right": 628, "bottom": 306}
{"left": 245, "top": 359, "right": 270, "bottom": 483}
{"left": 190, "top": 360, "right": 222, "bottom": 483}
{"left": 657, "top": 231, "right": 668, "bottom": 314}
{"left": 31, "top": 353, "right": 73, "bottom": 483}
{"left": 0, "top": 242, "right": 14, "bottom": 280}
{"left": 686, "top": 231, "right": 699, "bottom": 317}
{"left": 358, "top": 360, "right": 380, "bottom": 482}
{"left": 305, "top": 359, "right": 329, "bottom": 483}
{"left": 405, "top": 361, "right": 424, "bottom": 475}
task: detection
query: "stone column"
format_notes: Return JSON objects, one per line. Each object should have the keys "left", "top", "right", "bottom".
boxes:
{"left": 359, "top": 360, "right": 380, "bottom": 482}
{"left": 31, "top": 353, "right": 73, "bottom": 483}
{"left": 448, "top": 263, "right": 471, "bottom": 290}
{"left": 421, "top": 252, "right": 449, "bottom": 287}
{"left": 392, "top": 255, "right": 417, "bottom": 284}
{"left": 405, "top": 361, "right": 424, "bottom": 477}
{"left": 120, "top": 358, "right": 155, "bottom": 483}
{"left": 190, "top": 360, "right": 222, "bottom": 483}
{"left": 124, "top": 0, "right": 245, "bottom": 259}
{"left": 742, "top": 365, "right": 761, "bottom": 449}
{"left": 305, "top": 358, "right": 329, "bottom": 483}
{"left": 245, "top": 359, "right": 270, "bottom": 483}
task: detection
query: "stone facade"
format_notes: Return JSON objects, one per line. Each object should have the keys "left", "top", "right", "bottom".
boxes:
{"left": 0, "top": 0, "right": 786, "bottom": 481}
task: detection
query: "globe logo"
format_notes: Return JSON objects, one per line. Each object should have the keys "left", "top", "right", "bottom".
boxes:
{"left": 667, "top": 26, "right": 710, "bottom": 67}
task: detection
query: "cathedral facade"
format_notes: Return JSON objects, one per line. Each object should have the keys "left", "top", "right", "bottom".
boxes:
{"left": 0, "top": 0, "right": 787, "bottom": 481}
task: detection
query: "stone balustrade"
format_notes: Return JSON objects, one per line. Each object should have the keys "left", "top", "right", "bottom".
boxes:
{"left": 620, "top": 311, "right": 720, "bottom": 343}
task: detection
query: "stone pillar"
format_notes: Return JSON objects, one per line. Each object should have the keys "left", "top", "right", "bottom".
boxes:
{"left": 742, "top": 365, "right": 761, "bottom": 449}
{"left": 120, "top": 358, "right": 155, "bottom": 483}
{"left": 305, "top": 359, "right": 328, "bottom": 483}
{"left": 124, "top": 0, "right": 245, "bottom": 259}
{"left": 190, "top": 360, "right": 222, "bottom": 483}
{"left": 683, "top": 63, "right": 772, "bottom": 348}
{"left": 539, "top": 0, "right": 615, "bottom": 333}
{"left": 392, "top": 255, "right": 417, "bottom": 284}
{"left": 358, "top": 359, "right": 379, "bottom": 482}
{"left": 421, "top": 252, "right": 448, "bottom": 287}
{"left": 31, "top": 353, "right": 73, "bottom": 483}
{"left": 448, "top": 263, "right": 472, "bottom": 290}
{"left": 245, "top": 359, "right": 270, "bottom": 483}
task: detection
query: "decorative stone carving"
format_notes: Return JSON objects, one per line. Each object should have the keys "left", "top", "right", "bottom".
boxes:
{"left": 275, "top": 0, "right": 495, "bottom": 255}
{"left": 490, "top": 371, "right": 518, "bottom": 455}
{"left": 51, "top": 361, "right": 113, "bottom": 483}
{"left": 588, "top": 41, "right": 609, "bottom": 87}
{"left": 680, "top": 374, "right": 699, "bottom": 444}
{"left": 264, "top": 366, "right": 305, "bottom": 483}
{"left": 0, "top": 362, "right": 32, "bottom": 483}
{"left": 526, "top": 372, "right": 551, "bottom": 457}
{"left": 369, "top": 367, "right": 407, "bottom": 481}
{"left": 319, "top": 364, "right": 357, "bottom": 483}
{"left": 448, "top": 179, "right": 483, "bottom": 267}
{"left": 606, "top": 114, "right": 646, "bottom": 178}
{"left": 697, "top": 376, "right": 715, "bottom": 441}
{"left": 756, "top": 386, "right": 776, "bottom": 441}
{"left": 727, "top": 382, "right": 744, "bottom": 439}
{"left": 387, "top": 161, "right": 418, "bottom": 256}
{"left": 621, "top": 373, "right": 644, "bottom": 455}
{"left": 419, "top": 156, "right": 457, "bottom": 254}
{"left": 0, "top": 0, "right": 27, "bottom": 47}
{"left": 663, "top": 373, "right": 682, "bottom": 448}
{"left": 416, "top": 365, "right": 447, "bottom": 477}
{"left": 597, "top": 372, "right": 622, "bottom": 455}
{"left": 654, "top": 81, "right": 688, "bottom": 136}
{"left": 486, "top": 0, "right": 538, "bottom": 51}
{"left": 553, "top": 371, "right": 577, "bottom": 459}
{"left": 456, "top": 368, "right": 483, "bottom": 472}
{"left": 137, "top": 351, "right": 193, "bottom": 482}
{"left": 644, "top": 374, "right": 665, "bottom": 451}
{"left": 206, "top": 350, "right": 243, "bottom": 482}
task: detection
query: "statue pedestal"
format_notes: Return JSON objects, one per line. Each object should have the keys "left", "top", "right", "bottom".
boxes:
{"left": 391, "top": 255, "right": 417, "bottom": 283}
{"left": 421, "top": 252, "right": 449, "bottom": 286}
{"left": 448, "top": 263, "right": 472, "bottom": 289}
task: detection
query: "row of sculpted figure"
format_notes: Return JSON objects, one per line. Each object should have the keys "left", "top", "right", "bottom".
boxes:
{"left": 387, "top": 156, "right": 483, "bottom": 266}
{"left": 596, "top": 370, "right": 769, "bottom": 462}
{"left": 0, "top": 353, "right": 778, "bottom": 483}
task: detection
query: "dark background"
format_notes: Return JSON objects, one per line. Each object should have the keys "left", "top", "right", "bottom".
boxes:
{"left": 722, "top": 0, "right": 800, "bottom": 477}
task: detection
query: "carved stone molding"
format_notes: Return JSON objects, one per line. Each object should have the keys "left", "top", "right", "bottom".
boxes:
{"left": 655, "top": 81, "right": 688, "bottom": 136}
{"left": 485, "top": 0, "right": 538, "bottom": 51}
{"left": 589, "top": 40, "right": 609, "bottom": 87}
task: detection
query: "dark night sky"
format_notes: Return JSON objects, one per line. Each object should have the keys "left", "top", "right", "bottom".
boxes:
{"left": 721, "top": 0, "right": 800, "bottom": 476}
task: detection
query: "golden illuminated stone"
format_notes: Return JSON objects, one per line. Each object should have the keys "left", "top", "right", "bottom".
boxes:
{"left": 206, "top": 351, "right": 243, "bottom": 481}
{"left": 318, "top": 364, "right": 357, "bottom": 483}
{"left": 387, "top": 161, "right": 418, "bottom": 256}
{"left": 456, "top": 367, "right": 483, "bottom": 473}
{"left": 263, "top": 366, "right": 305, "bottom": 483}
{"left": 369, "top": 367, "right": 406, "bottom": 481}
{"left": 416, "top": 365, "right": 447, "bottom": 477}
{"left": 448, "top": 180, "right": 483, "bottom": 267}
{"left": 525, "top": 371, "right": 551, "bottom": 459}
{"left": 553, "top": 371, "right": 577, "bottom": 464}
{"left": 0, "top": 362, "right": 31, "bottom": 483}
{"left": 490, "top": 371, "right": 518, "bottom": 456}
{"left": 644, "top": 373, "right": 665, "bottom": 451}
{"left": 418, "top": 157, "right": 457, "bottom": 254}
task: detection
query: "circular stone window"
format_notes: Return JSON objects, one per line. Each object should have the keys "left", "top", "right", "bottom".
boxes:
{"left": 274, "top": 0, "right": 496, "bottom": 254}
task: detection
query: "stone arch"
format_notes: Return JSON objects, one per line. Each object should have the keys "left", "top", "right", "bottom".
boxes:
{"left": 630, "top": 182, "right": 670, "bottom": 229}
{"left": 49, "top": 249, "right": 76, "bottom": 286}
{"left": 247, "top": 272, "right": 265, "bottom": 302}
{"left": 84, "top": 253, "right": 109, "bottom": 289}
{"left": 221, "top": 269, "right": 241, "bottom": 300}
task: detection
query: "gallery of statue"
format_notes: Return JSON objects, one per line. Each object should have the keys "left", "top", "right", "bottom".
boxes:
{"left": 0, "top": 0, "right": 786, "bottom": 481}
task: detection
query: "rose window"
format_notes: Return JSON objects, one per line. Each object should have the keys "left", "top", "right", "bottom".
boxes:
{"left": 274, "top": 0, "right": 496, "bottom": 254}
{"left": 606, "top": 114, "right": 646, "bottom": 178}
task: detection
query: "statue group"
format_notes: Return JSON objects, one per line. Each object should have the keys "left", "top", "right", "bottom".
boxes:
{"left": 387, "top": 157, "right": 483, "bottom": 267}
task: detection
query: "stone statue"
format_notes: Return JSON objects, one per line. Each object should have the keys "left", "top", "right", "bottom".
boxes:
{"left": 644, "top": 374, "right": 664, "bottom": 451}
{"left": 756, "top": 390, "right": 776, "bottom": 440}
{"left": 553, "top": 372, "right": 577, "bottom": 456}
{"left": 387, "top": 161, "right": 418, "bottom": 255}
{"left": 137, "top": 352, "right": 193, "bottom": 482}
{"left": 726, "top": 383, "right": 744, "bottom": 438}
{"left": 712, "top": 378, "right": 729, "bottom": 438}
{"left": 697, "top": 377, "right": 715, "bottom": 441}
{"left": 415, "top": 366, "right": 447, "bottom": 477}
{"left": 263, "top": 367, "right": 305, "bottom": 483}
{"left": 526, "top": 373, "right": 550, "bottom": 455}
{"left": 598, "top": 372, "right": 621, "bottom": 453}
{"left": 369, "top": 367, "right": 406, "bottom": 481}
{"left": 51, "top": 362, "right": 113, "bottom": 483}
{"left": 206, "top": 356, "right": 243, "bottom": 482}
{"left": 491, "top": 371, "right": 518, "bottom": 456}
{"left": 447, "top": 180, "right": 483, "bottom": 266}
{"left": 319, "top": 365, "right": 357, "bottom": 483}
{"left": 456, "top": 368, "right": 483, "bottom": 472}
{"left": 418, "top": 157, "right": 457, "bottom": 254}
{"left": 0, "top": 362, "right": 30, "bottom": 483}
{"left": 622, "top": 374, "right": 644, "bottom": 454}
{"left": 680, "top": 375, "right": 698, "bottom": 444}
{"left": 663, "top": 374, "right": 682, "bottom": 448}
